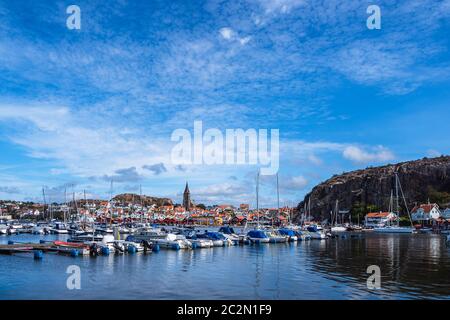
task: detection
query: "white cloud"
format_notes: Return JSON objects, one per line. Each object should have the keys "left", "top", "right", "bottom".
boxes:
{"left": 0, "top": 104, "right": 171, "bottom": 178}
{"left": 282, "top": 175, "right": 308, "bottom": 190}
{"left": 343, "top": 146, "right": 394, "bottom": 164}
{"left": 257, "top": 0, "right": 305, "bottom": 14}
{"left": 219, "top": 27, "right": 234, "bottom": 40}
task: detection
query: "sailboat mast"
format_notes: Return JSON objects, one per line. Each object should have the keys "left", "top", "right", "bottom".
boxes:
{"left": 256, "top": 170, "right": 260, "bottom": 229}
{"left": 42, "top": 187, "right": 47, "bottom": 221}
{"left": 140, "top": 184, "right": 143, "bottom": 223}
{"left": 64, "top": 187, "right": 67, "bottom": 223}
{"left": 395, "top": 172, "right": 400, "bottom": 226}
{"left": 276, "top": 173, "right": 279, "bottom": 228}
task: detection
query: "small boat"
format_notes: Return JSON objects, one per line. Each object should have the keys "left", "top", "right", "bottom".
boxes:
{"left": 374, "top": 226, "right": 414, "bottom": 233}
{"left": 49, "top": 222, "right": 69, "bottom": 234}
{"left": 218, "top": 226, "right": 240, "bottom": 244}
{"left": 68, "top": 233, "right": 105, "bottom": 243}
{"left": 114, "top": 240, "right": 145, "bottom": 253}
{"left": 295, "top": 230, "right": 311, "bottom": 241}
{"left": 31, "top": 226, "right": 45, "bottom": 234}
{"left": 130, "top": 228, "right": 192, "bottom": 249}
{"left": 278, "top": 228, "right": 298, "bottom": 241}
{"left": 331, "top": 226, "right": 348, "bottom": 233}
{"left": 266, "top": 230, "right": 288, "bottom": 243}
{"left": 247, "top": 230, "right": 270, "bottom": 243}
{"left": 306, "top": 225, "right": 327, "bottom": 239}
{"left": 53, "top": 241, "right": 90, "bottom": 255}
{"left": 172, "top": 228, "right": 214, "bottom": 248}
{"left": 416, "top": 227, "right": 433, "bottom": 234}
{"left": 0, "top": 224, "right": 8, "bottom": 235}
{"left": 197, "top": 231, "right": 232, "bottom": 246}
{"left": 95, "top": 224, "right": 114, "bottom": 234}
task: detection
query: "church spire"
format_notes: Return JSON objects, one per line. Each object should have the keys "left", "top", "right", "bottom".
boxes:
{"left": 183, "top": 182, "right": 191, "bottom": 211}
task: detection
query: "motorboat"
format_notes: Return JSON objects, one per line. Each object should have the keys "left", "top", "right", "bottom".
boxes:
{"left": 218, "top": 226, "right": 241, "bottom": 244}
{"left": 331, "top": 226, "right": 348, "bottom": 233}
{"left": 266, "top": 229, "right": 288, "bottom": 243}
{"left": 68, "top": 233, "right": 106, "bottom": 243}
{"left": 49, "top": 222, "right": 69, "bottom": 234}
{"left": 305, "top": 224, "right": 327, "bottom": 239}
{"left": 172, "top": 228, "right": 214, "bottom": 248}
{"left": 278, "top": 228, "right": 298, "bottom": 241}
{"left": 247, "top": 230, "right": 270, "bottom": 243}
{"left": 196, "top": 231, "right": 232, "bottom": 246}
{"left": 130, "top": 228, "right": 192, "bottom": 249}
{"left": 0, "top": 224, "right": 8, "bottom": 235}
{"left": 95, "top": 224, "right": 114, "bottom": 234}
{"left": 294, "top": 230, "right": 312, "bottom": 241}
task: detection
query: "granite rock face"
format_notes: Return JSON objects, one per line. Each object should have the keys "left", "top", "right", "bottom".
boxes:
{"left": 294, "top": 156, "right": 450, "bottom": 222}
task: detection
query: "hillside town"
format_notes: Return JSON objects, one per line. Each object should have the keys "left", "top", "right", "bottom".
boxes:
{"left": 0, "top": 183, "right": 294, "bottom": 227}
{"left": 1, "top": 182, "right": 450, "bottom": 231}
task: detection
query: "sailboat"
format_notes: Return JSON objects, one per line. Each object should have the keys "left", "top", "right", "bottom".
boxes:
{"left": 331, "top": 200, "right": 347, "bottom": 232}
{"left": 266, "top": 173, "right": 289, "bottom": 243}
{"left": 247, "top": 171, "right": 270, "bottom": 243}
{"left": 374, "top": 172, "right": 414, "bottom": 233}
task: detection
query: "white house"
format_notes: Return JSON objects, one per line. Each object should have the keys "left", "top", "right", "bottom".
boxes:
{"left": 411, "top": 203, "right": 441, "bottom": 222}
{"left": 365, "top": 212, "right": 397, "bottom": 228}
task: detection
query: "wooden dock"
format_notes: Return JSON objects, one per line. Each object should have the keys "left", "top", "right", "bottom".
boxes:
{"left": 0, "top": 242, "right": 89, "bottom": 256}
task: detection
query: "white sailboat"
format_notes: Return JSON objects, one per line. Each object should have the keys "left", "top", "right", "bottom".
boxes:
{"left": 331, "top": 200, "right": 347, "bottom": 232}
{"left": 247, "top": 171, "right": 270, "bottom": 243}
{"left": 374, "top": 172, "right": 414, "bottom": 233}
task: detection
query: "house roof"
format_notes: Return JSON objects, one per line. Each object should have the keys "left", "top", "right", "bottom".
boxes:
{"left": 366, "top": 212, "right": 392, "bottom": 218}
{"left": 411, "top": 203, "right": 439, "bottom": 214}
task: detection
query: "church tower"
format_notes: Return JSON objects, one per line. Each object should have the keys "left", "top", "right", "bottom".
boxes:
{"left": 183, "top": 182, "right": 191, "bottom": 211}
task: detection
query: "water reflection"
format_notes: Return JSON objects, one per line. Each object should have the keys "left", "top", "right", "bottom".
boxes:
{"left": 0, "top": 233, "right": 449, "bottom": 299}
{"left": 306, "top": 233, "right": 450, "bottom": 298}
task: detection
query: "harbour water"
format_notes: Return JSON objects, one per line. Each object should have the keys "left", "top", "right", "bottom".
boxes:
{"left": 1, "top": 233, "right": 449, "bottom": 300}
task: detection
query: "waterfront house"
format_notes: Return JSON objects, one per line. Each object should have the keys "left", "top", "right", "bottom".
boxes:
{"left": 364, "top": 212, "right": 397, "bottom": 227}
{"left": 411, "top": 203, "right": 441, "bottom": 224}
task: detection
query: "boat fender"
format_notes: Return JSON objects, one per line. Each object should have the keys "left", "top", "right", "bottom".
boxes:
{"left": 34, "top": 250, "right": 43, "bottom": 260}
{"left": 127, "top": 245, "right": 136, "bottom": 254}
{"left": 101, "top": 247, "right": 110, "bottom": 256}
{"left": 70, "top": 249, "right": 79, "bottom": 257}
{"left": 125, "top": 235, "right": 135, "bottom": 242}
{"left": 191, "top": 242, "right": 198, "bottom": 249}
{"left": 8, "top": 240, "right": 14, "bottom": 245}
{"left": 171, "top": 243, "right": 180, "bottom": 250}
{"left": 152, "top": 244, "right": 160, "bottom": 252}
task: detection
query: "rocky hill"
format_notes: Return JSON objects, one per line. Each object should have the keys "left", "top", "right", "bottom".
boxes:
{"left": 294, "top": 156, "right": 450, "bottom": 222}
{"left": 112, "top": 193, "right": 173, "bottom": 207}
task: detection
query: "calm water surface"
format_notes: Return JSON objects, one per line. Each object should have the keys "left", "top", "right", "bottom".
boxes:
{"left": 1, "top": 233, "right": 449, "bottom": 299}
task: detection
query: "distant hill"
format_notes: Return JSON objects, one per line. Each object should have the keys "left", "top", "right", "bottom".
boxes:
{"left": 112, "top": 193, "right": 173, "bottom": 207}
{"left": 294, "top": 156, "right": 450, "bottom": 222}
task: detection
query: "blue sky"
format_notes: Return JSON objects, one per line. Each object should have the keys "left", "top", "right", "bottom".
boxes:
{"left": 0, "top": 0, "right": 449, "bottom": 207}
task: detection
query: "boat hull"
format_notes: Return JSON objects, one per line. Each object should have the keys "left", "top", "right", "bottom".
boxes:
{"left": 374, "top": 227, "right": 414, "bottom": 233}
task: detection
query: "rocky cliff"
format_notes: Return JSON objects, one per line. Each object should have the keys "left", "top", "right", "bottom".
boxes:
{"left": 294, "top": 156, "right": 450, "bottom": 222}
